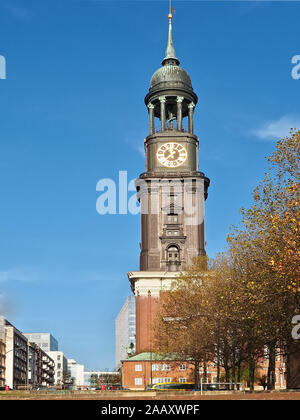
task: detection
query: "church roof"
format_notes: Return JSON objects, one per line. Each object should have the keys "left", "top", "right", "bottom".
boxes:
{"left": 148, "top": 12, "right": 195, "bottom": 97}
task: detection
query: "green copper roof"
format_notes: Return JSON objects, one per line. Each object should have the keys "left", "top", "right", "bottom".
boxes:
{"left": 150, "top": 64, "right": 192, "bottom": 90}
{"left": 148, "top": 15, "right": 195, "bottom": 94}
{"left": 122, "top": 352, "right": 191, "bottom": 362}
{"left": 162, "top": 20, "right": 179, "bottom": 66}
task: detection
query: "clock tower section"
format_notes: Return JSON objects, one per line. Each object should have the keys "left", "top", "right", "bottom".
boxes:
{"left": 128, "top": 13, "right": 210, "bottom": 354}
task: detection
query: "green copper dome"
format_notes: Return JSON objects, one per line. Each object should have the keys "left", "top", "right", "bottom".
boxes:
{"left": 150, "top": 64, "right": 193, "bottom": 92}
{"left": 147, "top": 15, "right": 195, "bottom": 97}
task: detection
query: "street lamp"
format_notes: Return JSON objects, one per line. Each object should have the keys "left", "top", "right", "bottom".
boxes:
{"left": 5, "top": 345, "right": 26, "bottom": 355}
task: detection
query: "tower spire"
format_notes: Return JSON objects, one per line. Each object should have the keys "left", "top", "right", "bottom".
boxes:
{"left": 162, "top": 1, "right": 180, "bottom": 66}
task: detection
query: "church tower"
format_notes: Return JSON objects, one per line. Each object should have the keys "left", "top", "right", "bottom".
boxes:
{"left": 128, "top": 12, "right": 210, "bottom": 354}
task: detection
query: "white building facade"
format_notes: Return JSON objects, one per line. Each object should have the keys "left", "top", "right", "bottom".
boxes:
{"left": 67, "top": 359, "right": 85, "bottom": 387}
{"left": 4, "top": 321, "right": 28, "bottom": 389}
{"left": 115, "top": 296, "right": 136, "bottom": 369}
{"left": 47, "top": 351, "right": 67, "bottom": 385}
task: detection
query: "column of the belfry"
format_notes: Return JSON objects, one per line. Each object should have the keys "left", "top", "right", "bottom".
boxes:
{"left": 176, "top": 96, "right": 184, "bottom": 131}
{"left": 148, "top": 103, "right": 155, "bottom": 135}
{"left": 188, "top": 102, "right": 195, "bottom": 134}
{"left": 159, "top": 96, "right": 166, "bottom": 131}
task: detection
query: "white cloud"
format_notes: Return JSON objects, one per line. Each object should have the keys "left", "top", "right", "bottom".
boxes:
{"left": 254, "top": 115, "right": 300, "bottom": 141}
{"left": 0, "top": 266, "right": 117, "bottom": 286}
{"left": 2, "top": 3, "right": 32, "bottom": 22}
{"left": 136, "top": 144, "right": 145, "bottom": 157}
{"left": 0, "top": 267, "right": 39, "bottom": 283}
{"left": 0, "top": 293, "right": 15, "bottom": 319}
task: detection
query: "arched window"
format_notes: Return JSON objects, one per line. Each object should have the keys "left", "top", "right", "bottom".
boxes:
{"left": 167, "top": 245, "right": 179, "bottom": 261}
{"left": 166, "top": 245, "right": 180, "bottom": 272}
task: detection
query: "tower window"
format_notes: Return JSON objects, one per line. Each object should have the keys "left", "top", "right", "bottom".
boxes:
{"left": 167, "top": 230, "right": 178, "bottom": 236}
{"left": 167, "top": 245, "right": 179, "bottom": 262}
{"left": 168, "top": 215, "right": 178, "bottom": 223}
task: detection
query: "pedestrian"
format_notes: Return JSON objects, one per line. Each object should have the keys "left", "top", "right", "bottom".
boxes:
{"left": 259, "top": 375, "right": 267, "bottom": 391}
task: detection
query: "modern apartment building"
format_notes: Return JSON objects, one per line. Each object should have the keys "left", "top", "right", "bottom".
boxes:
{"left": 67, "top": 359, "right": 85, "bottom": 387}
{"left": 23, "top": 333, "right": 58, "bottom": 352}
{"left": 0, "top": 317, "right": 5, "bottom": 387}
{"left": 115, "top": 296, "right": 136, "bottom": 369}
{"left": 28, "top": 342, "right": 55, "bottom": 388}
{"left": 5, "top": 320, "right": 28, "bottom": 389}
{"left": 47, "top": 351, "right": 68, "bottom": 385}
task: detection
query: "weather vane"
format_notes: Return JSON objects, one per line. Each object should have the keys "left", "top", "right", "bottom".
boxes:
{"left": 168, "top": 0, "right": 175, "bottom": 22}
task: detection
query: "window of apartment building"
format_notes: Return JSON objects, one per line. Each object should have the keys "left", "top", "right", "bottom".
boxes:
{"left": 152, "top": 377, "right": 171, "bottom": 384}
{"left": 57, "top": 355, "right": 61, "bottom": 361}
{"left": 152, "top": 364, "right": 170, "bottom": 371}
{"left": 179, "top": 364, "right": 186, "bottom": 371}
{"left": 135, "top": 378, "right": 143, "bottom": 386}
{"left": 135, "top": 364, "right": 142, "bottom": 372}
{"left": 57, "top": 363, "right": 61, "bottom": 369}
{"left": 32, "top": 334, "right": 41, "bottom": 340}
{"left": 179, "top": 378, "right": 187, "bottom": 383}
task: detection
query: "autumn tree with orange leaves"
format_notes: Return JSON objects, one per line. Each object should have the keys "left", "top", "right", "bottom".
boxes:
{"left": 154, "top": 130, "right": 299, "bottom": 391}
{"left": 227, "top": 130, "right": 300, "bottom": 389}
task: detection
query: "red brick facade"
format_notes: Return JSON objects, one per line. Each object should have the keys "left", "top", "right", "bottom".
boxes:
{"left": 135, "top": 292, "right": 160, "bottom": 353}
{"left": 122, "top": 357, "right": 194, "bottom": 390}
{"left": 122, "top": 353, "right": 287, "bottom": 390}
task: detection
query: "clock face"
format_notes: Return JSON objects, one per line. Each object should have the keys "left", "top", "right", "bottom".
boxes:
{"left": 156, "top": 142, "right": 187, "bottom": 168}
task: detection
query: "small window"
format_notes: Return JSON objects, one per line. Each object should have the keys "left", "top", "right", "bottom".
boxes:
{"left": 135, "top": 364, "right": 142, "bottom": 372}
{"left": 179, "top": 378, "right": 187, "bottom": 383}
{"left": 135, "top": 378, "right": 143, "bottom": 385}
{"left": 179, "top": 364, "right": 186, "bottom": 371}
{"left": 153, "top": 377, "right": 171, "bottom": 384}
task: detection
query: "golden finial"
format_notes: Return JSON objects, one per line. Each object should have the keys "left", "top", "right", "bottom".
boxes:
{"left": 168, "top": 0, "right": 175, "bottom": 23}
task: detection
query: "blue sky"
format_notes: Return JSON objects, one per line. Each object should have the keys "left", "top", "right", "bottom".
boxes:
{"left": 0, "top": 0, "right": 299, "bottom": 370}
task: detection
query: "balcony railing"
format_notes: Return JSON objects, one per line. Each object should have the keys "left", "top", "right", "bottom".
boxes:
{"left": 154, "top": 126, "right": 189, "bottom": 134}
